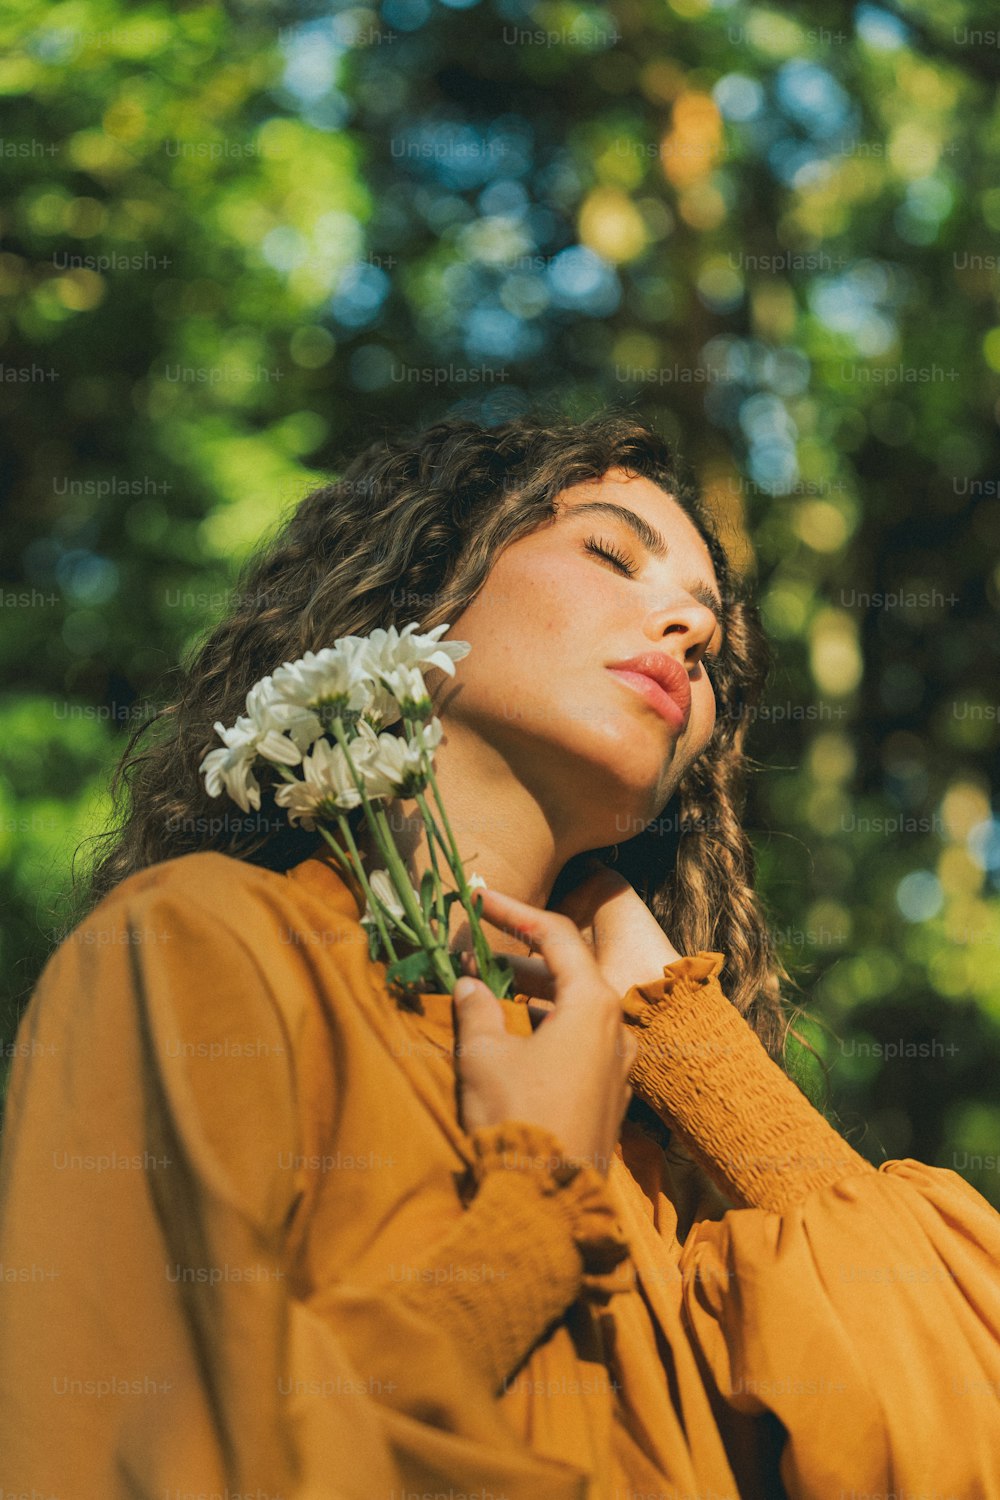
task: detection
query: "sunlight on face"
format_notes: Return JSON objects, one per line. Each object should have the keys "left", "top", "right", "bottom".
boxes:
{"left": 435, "top": 469, "right": 726, "bottom": 849}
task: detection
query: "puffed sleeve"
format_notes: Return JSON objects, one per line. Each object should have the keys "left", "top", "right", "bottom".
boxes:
{"left": 0, "top": 858, "right": 630, "bottom": 1500}
{"left": 622, "top": 951, "right": 1000, "bottom": 1497}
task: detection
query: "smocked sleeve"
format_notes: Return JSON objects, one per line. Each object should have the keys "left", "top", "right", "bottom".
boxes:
{"left": 622, "top": 952, "right": 1000, "bottom": 1497}
{"left": 0, "top": 861, "right": 630, "bottom": 1500}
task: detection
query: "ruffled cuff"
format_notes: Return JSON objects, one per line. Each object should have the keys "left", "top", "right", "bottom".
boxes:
{"left": 621, "top": 952, "right": 876, "bottom": 1213}
{"left": 389, "top": 1120, "right": 634, "bottom": 1394}
{"left": 468, "top": 1120, "right": 634, "bottom": 1302}
{"left": 621, "top": 951, "right": 729, "bottom": 1027}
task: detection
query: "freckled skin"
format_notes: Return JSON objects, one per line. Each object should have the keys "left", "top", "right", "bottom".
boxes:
{"left": 357, "top": 468, "right": 724, "bottom": 957}
{"left": 437, "top": 469, "right": 721, "bottom": 831}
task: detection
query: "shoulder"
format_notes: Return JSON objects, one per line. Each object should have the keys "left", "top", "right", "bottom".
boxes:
{"left": 20, "top": 854, "right": 378, "bottom": 1086}
{"left": 43, "top": 852, "right": 369, "bottom": 1024}
{"left": 7, "top": 856, "right": 366, "bottom": 1169}
{"left": 83, "top": 850, "right": 361, "bottom": 947}
{"left": 94, "top": 850, "right": 293, "bottom": 923}
{"left": 35, "top": 853, "right": 288, "bottom": 999}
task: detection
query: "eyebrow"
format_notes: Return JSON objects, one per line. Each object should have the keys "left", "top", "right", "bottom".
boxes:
{"left": 564, "top": 500, "right": 727, "bottom": 626}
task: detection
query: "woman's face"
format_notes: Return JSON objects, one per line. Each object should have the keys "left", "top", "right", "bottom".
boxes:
{"left": 434, "top": 467, "right": 727, "bottom": 855}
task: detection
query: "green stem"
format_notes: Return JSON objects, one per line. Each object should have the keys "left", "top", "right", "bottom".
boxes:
{"left": 334, "top": 815, "right": 415, "bottom": 955}
{"left": 402, "top": 715, "right": 450, "bottom": 945}
{"left": 333, "top": 810, "right": 416, "bottom": 936}
{"left": 424, "top": 758, "right": 501, "bottom": 992}
{"left": 414, "top": 788, "right": 449, "bottom": 939}
{"left": 311, "top": 820, "right": 359, "bottom": 894}
{"left": 371, "top": 803, "right": 456, "bottom": 992}
{"left": 329, "top": 717, "right": 456, "bottom": 992}
{"left": 316, "top": 824, "right": 396, "bottom": 956}
{"left": 326, "top": 720, "right": 423, "bottom": 950}
{"left": 272, "top": 760, "right": 406, "bottom": 962}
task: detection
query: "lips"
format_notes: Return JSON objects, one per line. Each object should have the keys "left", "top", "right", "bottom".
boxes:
{"left": 606, "top": 652, "right": 692, "bottom": 731}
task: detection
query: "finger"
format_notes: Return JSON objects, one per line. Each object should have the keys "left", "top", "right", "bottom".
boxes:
{"left": 452, "top": 977, "right": 507, "bottom": 1044}
{"left": 453, "top": 949, "right": 553, "bottom": 998}
{"left": 495, "top": 952, "right": 556, "bottom": 1002}
{"left": 471, "top": 887, "right": 605, "bottom": 1008}
{"left": 526, "top": 997, "right": 555, "bottom": 1028}
{"left": 620, "top": 1030, "right": 641, "bottom": 1070}
{"left": 451, "top": 949, "right": 556, "bottom": 1002}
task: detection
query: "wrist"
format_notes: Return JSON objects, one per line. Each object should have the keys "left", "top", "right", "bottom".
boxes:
{"left": 623, "top": 951, "right": 729, "bottom": 1119}
{"left": 388, "top": 1119, "right": 632, "bottom": 1397}
{"left": 470, "top": 1122, "right": 632, "bottom": 1296}
{"left": 620, "top": 953, "right": 875, "bottom": 1212}
{"left": 467, "top": 1120, "right": 634, "bottom": 1299}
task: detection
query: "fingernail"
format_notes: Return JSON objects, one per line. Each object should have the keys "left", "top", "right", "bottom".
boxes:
{"left": 454, "top": 978, "right": 476, "bottom": 1002}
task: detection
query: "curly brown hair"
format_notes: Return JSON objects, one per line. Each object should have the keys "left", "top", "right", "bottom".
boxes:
{"left": 69, "top": 410, "right": 803, "bottom": 1067}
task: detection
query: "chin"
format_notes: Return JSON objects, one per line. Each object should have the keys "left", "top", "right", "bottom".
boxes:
{"left": 585, "top": 746, "right": 679, "bottom": 826}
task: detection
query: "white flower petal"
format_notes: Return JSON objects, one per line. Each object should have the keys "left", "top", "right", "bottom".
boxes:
{"left": 255, "top": 730, "right": 304, "bottom": 766}
{"left": 199, "top": 744, "right": 261, "bottom": 813}
{"left": 368, "top": 868, "right": 409, "bottom": 921}
{"left": 271, "top": 644, "right": 374, "bottom": 713}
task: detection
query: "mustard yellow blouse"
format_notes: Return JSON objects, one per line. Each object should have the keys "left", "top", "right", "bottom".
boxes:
{"left": 1, "top": 850, "right": 999, "bottom": 1499}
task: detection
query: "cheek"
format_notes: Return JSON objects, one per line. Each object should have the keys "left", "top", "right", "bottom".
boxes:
{"left": 465, "top": 552, "right": 584, "bottom": 647}
{"left": 440, "top": 564, "right": 563, "bottom": 707}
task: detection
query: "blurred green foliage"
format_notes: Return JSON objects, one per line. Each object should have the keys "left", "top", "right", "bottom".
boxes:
{"left": 2, "top": 0, "right": 999, "bottom": 1197}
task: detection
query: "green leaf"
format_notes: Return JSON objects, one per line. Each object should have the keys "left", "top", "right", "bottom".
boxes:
{"left": 384, "top": 948, "right": 435, "bottom": 989}
{"left": 487, "top": 955, "right": 515, "bottom": 1000}
{"left": 384, "top": 946, "right": 440, "bottom": 1006}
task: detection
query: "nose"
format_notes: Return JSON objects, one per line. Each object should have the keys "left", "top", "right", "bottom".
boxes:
{"left": 642, "top": 598, "right": 718, "bottom": 668}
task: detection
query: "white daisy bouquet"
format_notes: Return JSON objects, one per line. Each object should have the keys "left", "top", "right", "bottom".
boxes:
{"left": 198, "top": 622, "right": 514, "bottom": 1003}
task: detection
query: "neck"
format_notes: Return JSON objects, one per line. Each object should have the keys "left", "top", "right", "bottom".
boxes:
{"left": 353, "top": 719, "right": 576, "bottom": 958}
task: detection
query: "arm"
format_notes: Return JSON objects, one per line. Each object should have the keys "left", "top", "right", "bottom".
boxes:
{"left": 307, "top": 1118, "right": 635, "bottom": 1402}
{"left": 623, "top": 951, "right": 1000, "bottom": 1496}
{"left": 621, "top": 951, "right": 874, "bottom": 1211}
{"left": 0, "top": 857, "right": 629, "bottom": 1500}
{"left": 131, "top": 868, "right": 633, "bottom": 1489}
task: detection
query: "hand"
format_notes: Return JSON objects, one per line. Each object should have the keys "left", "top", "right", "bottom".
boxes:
{"left": 556, "top": 859, "right": 684, "bottom": 995}
{"left": 453, "top": 885, "right": 640, "bottom": 1176}
{"left": 460, "top": 861, "right": 682, "bottom": 1013}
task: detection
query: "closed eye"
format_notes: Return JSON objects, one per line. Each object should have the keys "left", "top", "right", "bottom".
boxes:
{"left": 583, "top": 534, "right": 639, "bottom": 577}
{"left": 585, "top": 531, "right": 726, "bottom": 673}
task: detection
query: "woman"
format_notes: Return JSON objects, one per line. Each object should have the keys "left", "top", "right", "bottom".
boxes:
{"left": 1, "top": 413, "right": 999, "bottom": 1499}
